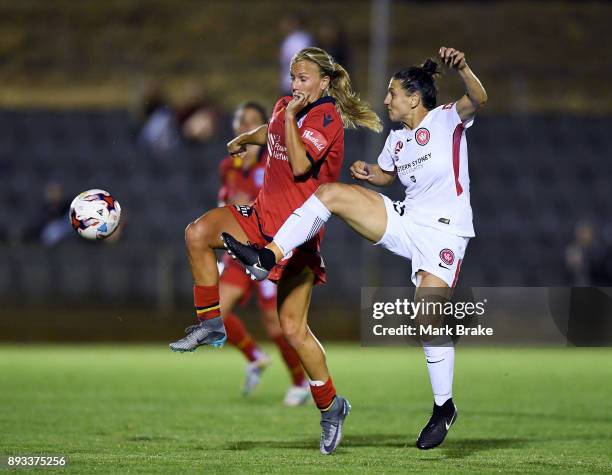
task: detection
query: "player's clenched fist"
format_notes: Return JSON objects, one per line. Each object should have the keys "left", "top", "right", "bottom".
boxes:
{"left": 227, "top": 136, "right": 247, "bottom": 157}
{"left": 350, "top": 160, "right": 372, "bottom": 181}
{"left": 286, "top": 92, "right": 309, "bottom": 117}
{"left": 439, "top": 47, "right": 467, "bottom": 70}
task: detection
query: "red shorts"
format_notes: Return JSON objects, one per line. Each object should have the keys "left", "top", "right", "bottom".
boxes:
{"left": 220, "top": 253, "right": 277, "bottom": 311}
{"left": 227, "top": 204, "right": 326, "bottom": 285}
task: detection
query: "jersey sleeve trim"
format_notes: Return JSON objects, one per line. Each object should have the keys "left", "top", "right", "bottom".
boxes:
{"left": 452, "top": 102, "right": 474, "bottom": 129}
{"left": 305, "top": 151, "right": 315, "bottom": 166}
{"left": 378, "top": 160, "right": 395, "bottom": 172}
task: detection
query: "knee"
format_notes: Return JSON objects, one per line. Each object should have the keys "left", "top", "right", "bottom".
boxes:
{"left": 315, "top": 183, "right": 343, "bottom": 210}
{"left": 185, "top": 217, "right": 213, "bottom": 250}
{"left": 279, "top": 313, "right": 307, "bottom": 348}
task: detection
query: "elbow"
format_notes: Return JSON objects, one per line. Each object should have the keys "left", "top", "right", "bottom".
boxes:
{"left": 290, "top": 153, "right": 313, "bottom": 177}
{"left": 469, "top": 89, "right": 487, "bottom": 109}
{"left": 291, "top": 163, "right": 312, "bottom": 177}
{"left": 478, "top": 89, "right": 488, "bottom": 107}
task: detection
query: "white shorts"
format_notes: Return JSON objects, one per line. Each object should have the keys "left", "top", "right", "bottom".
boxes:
{"left": 376, "top": 194, "right": 470, "bottom": 287}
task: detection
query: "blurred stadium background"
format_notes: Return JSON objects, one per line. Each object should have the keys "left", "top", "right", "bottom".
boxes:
{"left": 1, "top": 0, "right": 612, "bottom": 342}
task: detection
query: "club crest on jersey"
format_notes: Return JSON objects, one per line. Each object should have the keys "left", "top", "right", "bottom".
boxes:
{"left": 394, "top": 140, "right": 403, "bottom": 156}
{"left": 439, "top": 248, "right": 454, "bottom": 265}
{"left": 415, "top": 128, "right": 430, "bottom": 146}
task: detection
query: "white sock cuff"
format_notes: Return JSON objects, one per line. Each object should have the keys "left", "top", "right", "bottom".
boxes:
{"left": 423, "top": 344, "right": 454, "bottom": 359}
{"left": 421, "top": 335, "right": 454, "bottom": 349}
{"left": 304, "top": 194, "right": 331, "bottom": 221}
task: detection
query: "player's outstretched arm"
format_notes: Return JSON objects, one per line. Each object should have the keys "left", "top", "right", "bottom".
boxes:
{"left": 227, "top": 124, "right": 268, "bottom": 156}
{"left": 439, "top": 47, "right": 487, "bottom": 122}
{"left": 350, "top": 160, "right": 396, "bottom": 187}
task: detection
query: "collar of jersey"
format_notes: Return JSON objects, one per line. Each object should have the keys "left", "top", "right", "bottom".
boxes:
{"left": 402, "top": 107, "right": 434, "bottom": 132}
{"left": 295, "top": 96, "right": 336, "bottom": 122}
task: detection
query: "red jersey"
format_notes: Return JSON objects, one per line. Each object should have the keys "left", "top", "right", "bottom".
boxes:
{"left": 254, "top": 95, "right": 344, "bottom": 248}
{"left": 218, "top": 152, "right": 267, "bottom": 205}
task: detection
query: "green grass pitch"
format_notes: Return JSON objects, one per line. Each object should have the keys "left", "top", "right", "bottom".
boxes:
{"left": 1, "top": 344, "right": 611, "bottom": 473}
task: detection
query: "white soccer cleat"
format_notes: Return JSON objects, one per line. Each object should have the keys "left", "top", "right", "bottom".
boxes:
{"left": 242, "top": 352, "right": 271, "bottom": 396}
{"left": 283, "top": 382, "right": 311, "bottom": 406}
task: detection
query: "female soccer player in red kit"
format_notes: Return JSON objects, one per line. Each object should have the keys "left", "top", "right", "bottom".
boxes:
{"left": 217, "top": 102, "right": 310, "bottom": 405}
{"left": 170, "top": 47, "right": 381, "bottom": 454}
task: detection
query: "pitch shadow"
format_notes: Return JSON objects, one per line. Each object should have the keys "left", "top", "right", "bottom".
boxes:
{"left": 437, "top": 437, "right": 530, "bottom": 459}
{"left": 225, "top": 435, "right": 529, "bottom": 456}
{"left": 225, "top": 433, "right": 409, "bottom": 451}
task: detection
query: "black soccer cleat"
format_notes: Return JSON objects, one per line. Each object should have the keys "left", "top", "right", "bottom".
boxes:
{"left": 416, "top": 399, "right": 458, "bottom": 450}
{"left": 220, "top": 232, "right": 272, "bottom": 281}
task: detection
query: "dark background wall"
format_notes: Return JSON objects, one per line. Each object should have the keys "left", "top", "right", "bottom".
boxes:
{"left": 1, "top": 0, "right": 611, "bottom": 341}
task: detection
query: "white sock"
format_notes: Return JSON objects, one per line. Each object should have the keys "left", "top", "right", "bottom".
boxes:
{"left": 422, "top": 343, "right": 455, "bottom": 406}
{"left": 274, "top": 194, "right": 331, "bottom": 256}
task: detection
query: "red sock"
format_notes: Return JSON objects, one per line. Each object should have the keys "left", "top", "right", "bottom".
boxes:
{"left": 224, "top": 313, "right": 259, "bottom": 362}
{"left": 310, "top": 378, "right": 336, "bottom": 410}
{"left": 272, "top": 335, "right": 306, "bottom": 386}
{"left": 194, "top": 285, "right": 221, "bottom": 321}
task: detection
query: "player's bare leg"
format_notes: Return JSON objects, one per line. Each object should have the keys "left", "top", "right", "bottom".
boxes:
{"left": 268, "top": 183, "right": 387, "bottom": 260}
{"left": 276, "top": 268, "right": 350, "bottom": 454}
{"left": 186, "top": 207, "right": 249, "bottom": 285}
{"left": 414, "top": 271, "right": 458, "bottom": 450}
{"left": 222, "top": 183, "right": 387, "bottom": 281}
{"left": 260, "top": 304, "right": 310, "bottom": 406}
{"left": 220, "top": 282, "right": 270, "bottom": 395}
{"left": 170, "top": 207, "right": 250, "bottom": 352}
{"left": 276, "top": 269, "right": 326, "bottom": 381}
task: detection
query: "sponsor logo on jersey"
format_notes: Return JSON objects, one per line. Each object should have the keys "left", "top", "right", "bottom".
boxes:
{"left": 416, "top": 128, "right": 430, "bottom": 146}
{"left": 323, "top": 113, "right": 334, "bottom": 128}
{"left": 410, "top": 175, "right": 416, "bottom": 183}
{"left": 394, "top": 140, "right": 403, "bottom": 155}
{"left": 396, "top": 152, "right": 431, "bottom": 174}
{"left": 268, "top": 133, "right": 288, "bottom": 161}
{"left": 439, "top": 248, "right": 455, "bottom": 265}
{"left": 302, "top": 129, "right": 327, "bottom": 152}
{"left": 442, "top": 102, "right": 455, "bottom": 110}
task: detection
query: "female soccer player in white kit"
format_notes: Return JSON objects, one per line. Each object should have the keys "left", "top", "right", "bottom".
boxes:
{"left": 223, "top": 46, "right": 487, "bottom": 450}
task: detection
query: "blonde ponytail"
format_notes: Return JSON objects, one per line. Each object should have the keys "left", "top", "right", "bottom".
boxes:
{"left": 291, "top": 48, "right": 382, "bottom": 133}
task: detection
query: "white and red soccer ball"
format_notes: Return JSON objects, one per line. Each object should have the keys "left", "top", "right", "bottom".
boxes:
{"left": 69, "top": 189, "right": 121, "bottom": 240}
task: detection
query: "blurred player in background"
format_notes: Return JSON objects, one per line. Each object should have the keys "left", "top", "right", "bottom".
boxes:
{"left": 279, "top": 14, "right": 313, "bottom": 95}
{"left": 224, "top": 47, "right": 487, "bottom": 450}
{"left": 171, "top": 46, "right": 381, "bottom": 455}
{"left": 216, "top": 102, "right": 310, "bottom": 405}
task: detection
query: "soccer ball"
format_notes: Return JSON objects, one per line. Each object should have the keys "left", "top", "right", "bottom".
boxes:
{"left": 69, "top": 189, "right": 121, "bottom": 240}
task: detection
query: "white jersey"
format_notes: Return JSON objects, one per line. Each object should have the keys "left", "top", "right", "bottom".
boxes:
{"left": 377, "top": 102, "right": 475, "bottom": 237}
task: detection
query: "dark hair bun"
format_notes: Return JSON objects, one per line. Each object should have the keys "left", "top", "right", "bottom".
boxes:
{"left": 421, "top": 58, "right": 439, "bottom": 77}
